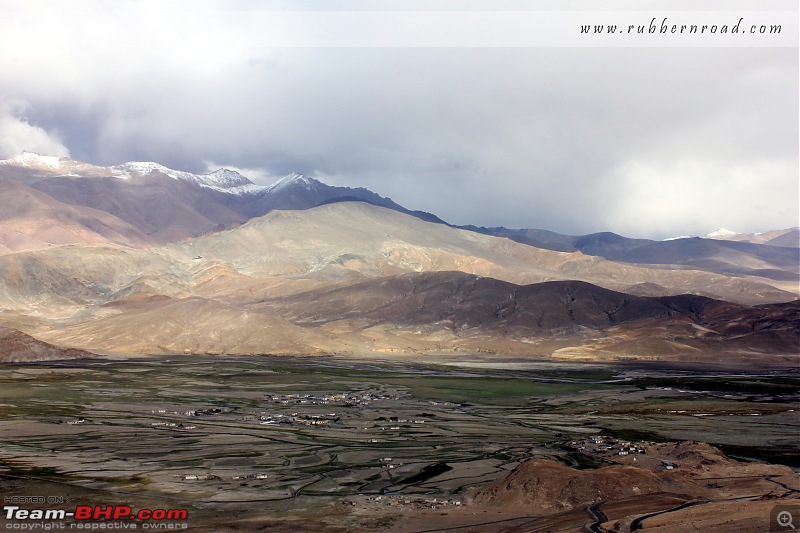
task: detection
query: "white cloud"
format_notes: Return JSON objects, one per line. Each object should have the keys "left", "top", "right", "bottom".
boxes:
{"left": 606, "top": 156, "right": 798, "bottom": 239}
{"left": 0, "top": 2, "right": 796, "bottom": 236}
{"left": 0, "top": 101, "right": 70, "bottom": 159}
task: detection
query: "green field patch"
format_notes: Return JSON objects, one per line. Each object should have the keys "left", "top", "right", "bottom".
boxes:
{"left": 0, "top": 460, "right": 72, "bottom": 480}
{"left": 632, "top": 376, "right": 800, "bottom": 396}
{"left": 600, "top": 427, "right": 672, "bottom": 444}
{"left": 716, "top": 444, "right": 800, "bottom": 468}
{"left": 381, "top": 376, "right": 615, "bottom": 404}
{"left": 398, "top": 462, "right": 452, "bottom": 485}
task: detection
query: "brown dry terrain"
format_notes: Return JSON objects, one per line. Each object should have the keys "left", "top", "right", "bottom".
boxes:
{"left": 471, "top": 459, "right": 707, "bottom": 512}
{"left": 356, "top": 440, "right": 800, "bottom": 533}
{"left": 0, "top": 326, "right": 93, "bottom": 362}
{"left": 0, "top": 200, "right": 794, "bottom": 362}
{"left": 0, "top": 178, "right": 150, "bottom": 253}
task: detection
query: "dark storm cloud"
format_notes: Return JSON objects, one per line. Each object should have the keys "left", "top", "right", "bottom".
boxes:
{"left": 0, "top": 1, "right": 797, "bottom": 238}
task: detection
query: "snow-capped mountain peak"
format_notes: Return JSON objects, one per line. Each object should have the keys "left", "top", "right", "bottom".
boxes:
{"left": 113, "top": 161, "right": 171, "bottom": 175}
{"left": 110, "top": 162, "right": 263, "bottom": 194}
{"left": 112, "top": 161, "right": 203, "bottom": 183}
{"left": 705, "top": 228, "right": 740, "bottom": 239}
{"left": 265, "top": 172, "right": 320, "bottom": 193}
{"left": 0, "top": 152, "right": 330, "bottom": 198}
{"left": 0, "top": 151, "right": 71, "bottom": 170}
{"left": 662, "top": 235, "right": 697, "bottom": 241}
{"left": 198, "top": 168, "right": 265, "bottom": 194}
{"left": 0, "top": 151, "right": 113, "bottom": 177}
{"left": 205, "top": 168, "right": 253, "bottom": 187}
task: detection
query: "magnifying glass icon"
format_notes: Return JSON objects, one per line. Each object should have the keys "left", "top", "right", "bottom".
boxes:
{"left": 778, "top": 511, "right": 796, "bottom": 530}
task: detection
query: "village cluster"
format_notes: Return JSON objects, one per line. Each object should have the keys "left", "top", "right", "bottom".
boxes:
{"left": 566, "top": 436, "right": 678, "bottom": 470}
{"left": 141, "top": 390, "right": 443, "bottom": 486}
{"left": 258, "top": 412, "right": 340, "bottom": 427}
{"left": 146, "top": 407, "right": 227, "bottom": 430}
{"left": 150, "top": 407, "right": 224, "bottom": 416}
{"left": 257, "top": 390, "right": 419, "bottom": 428}
{"left": 179, "top": 473, "right": 269, "bottom": 481}
{"left": 568, "top": 436, "right": 648, "bottom": 456}
{"left": 350, "top": 495, "right": 464, "bottom": 511}
{"left": 262, "top": 391, "right": 398, "bottom": 406}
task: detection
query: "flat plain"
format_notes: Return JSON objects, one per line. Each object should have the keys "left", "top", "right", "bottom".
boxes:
{"left": 0, "top": 356, "right": 797, "bottom": 531}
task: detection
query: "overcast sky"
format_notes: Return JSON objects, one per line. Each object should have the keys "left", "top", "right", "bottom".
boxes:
{"left": 0, "top": 0, "right": 797, "bottom": 238}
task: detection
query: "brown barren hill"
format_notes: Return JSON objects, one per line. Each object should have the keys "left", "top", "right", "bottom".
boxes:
{"left": 471, "top": 459, "right": 707, "bottom": 514}
{"left": 0, "top": 326, "right": 94, "bottom": 362}
{"left": 0, "top": 178, "right": 150, "bottom": 253}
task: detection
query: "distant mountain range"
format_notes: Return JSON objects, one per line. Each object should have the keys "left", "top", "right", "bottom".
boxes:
{"left": 0, "top": 152, "right": 797, "bottom": 363}
{"left": 703, "top": 226, "right": 799, "bottom": 246}
{"left": 0, "top": 151, "right": 443, "bottom": 249}
{"left": 459, "top": 227, "right": 799, "bottom": 281}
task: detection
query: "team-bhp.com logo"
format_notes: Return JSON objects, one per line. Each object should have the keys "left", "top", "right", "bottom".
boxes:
{"left": 4, "top": 505, "right": 188, "bottom": 528}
